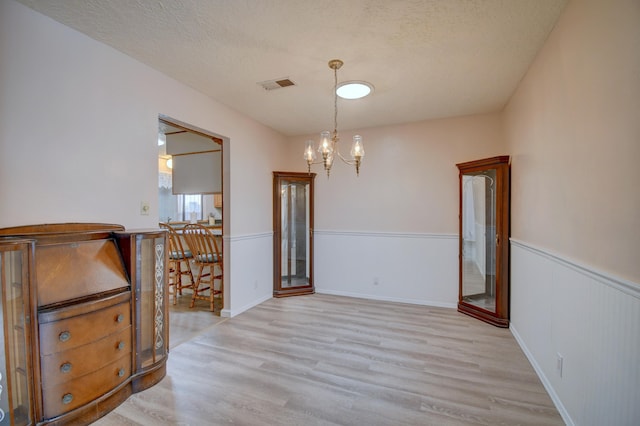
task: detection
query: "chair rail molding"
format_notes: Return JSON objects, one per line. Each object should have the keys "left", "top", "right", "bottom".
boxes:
{"left": 314, "top": 229, "right": 458, "bottom": 240}
{"left": 510, "top": 238, "right": 640, "bottom": 299}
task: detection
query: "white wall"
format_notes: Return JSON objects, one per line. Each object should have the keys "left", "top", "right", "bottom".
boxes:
{"left": 504, "top": 0, "right": 640, "bottom": 424}
{"left": 0, "top": 0, "right": 288, "bottom": 316}
{"left": 315, "top": 231, "right": 458, "bottom": 307}
{"left": 505, "top": 0, "right": 640, "bottom": 283}
{"left": 288, "top": 113, "right": 505, "bottom": 306}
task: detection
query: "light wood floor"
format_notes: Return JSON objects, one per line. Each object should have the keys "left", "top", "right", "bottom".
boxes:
{"left": 94, "top": 294, "right": 564, "bottom": 426}
{"left": 166, "top": 291, "right": 226, "bottom": 348}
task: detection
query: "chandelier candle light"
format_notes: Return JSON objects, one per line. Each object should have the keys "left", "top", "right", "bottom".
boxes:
{"left": 304, "top": 59, "right": 366, "bottom": 177}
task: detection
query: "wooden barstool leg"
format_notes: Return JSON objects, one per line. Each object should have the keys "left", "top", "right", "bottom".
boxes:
{"left": 176, "top": 263, "right": 183, "bottom": 296}
{"left": 210, "top": 276, "right": 215, "bottom": 312}
{"left": 190, "top": 264, "right": 204, "bottom": 309}
{"left": 185, "top": 262, "right": 195, "bottom": 294}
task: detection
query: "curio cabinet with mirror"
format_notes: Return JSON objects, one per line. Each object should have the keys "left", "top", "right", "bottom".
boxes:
{"left": 273, "top": 172, "right": 315, "bottom": 297}
{"left": 457, "top": 156, "right": 510, "bottom": 327}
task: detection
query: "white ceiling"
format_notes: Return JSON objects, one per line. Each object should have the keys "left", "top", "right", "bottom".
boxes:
{"left": 18, "top": 0, "right": 568, "bottom": 137}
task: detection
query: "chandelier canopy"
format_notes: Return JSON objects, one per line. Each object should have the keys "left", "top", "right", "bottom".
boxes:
{"left": 304, "top": 59, "right": 366, "bottom": 177}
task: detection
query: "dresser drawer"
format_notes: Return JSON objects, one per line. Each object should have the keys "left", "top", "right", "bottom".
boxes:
{"left": 41, "top": 353, "right": 131, "bottom": 419}
{"left": 39, "top": 299, "right": 130, "bottom": 356}
{"left": 40, "top": 326, "right": 131, "bottom": 386}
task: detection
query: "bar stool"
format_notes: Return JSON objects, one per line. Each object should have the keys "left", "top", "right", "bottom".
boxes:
{"left": 181, "top": 223, "right": 223, "bottom": 313}
{"left": 160, "top": 222, "right": 195, "bottom": 305}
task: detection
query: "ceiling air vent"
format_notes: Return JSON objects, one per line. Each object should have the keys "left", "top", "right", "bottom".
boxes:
{"left": 258, "top": 78, "right": 296, "bottom": 91}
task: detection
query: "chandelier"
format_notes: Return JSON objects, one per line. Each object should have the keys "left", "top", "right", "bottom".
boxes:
{"left": 304, "top": 59, "right": 365, "bottom": 177}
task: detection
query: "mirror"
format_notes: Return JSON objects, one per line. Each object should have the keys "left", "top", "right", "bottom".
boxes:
{"left": 457, "top": 156, "right": 510, "bottom": 327}
{"left": 461, "top": 171, "right": 497, "bottom": 311}
{"left": 280, "top": 181, "right": 310, "bottom": 288}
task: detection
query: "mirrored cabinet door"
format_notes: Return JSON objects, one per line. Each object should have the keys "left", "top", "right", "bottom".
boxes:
{"left": 273, "top": 171, "right": 315, "bottom": 297}
{"left": 457, "top": 156, "right": 510, "bottom": 327}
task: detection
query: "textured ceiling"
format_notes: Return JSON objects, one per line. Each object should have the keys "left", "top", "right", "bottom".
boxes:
{"left": 18, "top": 0, "right": 568, "bottom": 137}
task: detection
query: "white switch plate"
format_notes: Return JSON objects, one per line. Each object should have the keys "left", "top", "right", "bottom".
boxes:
{"left": 140, "top": 201, "right": 150, "bottom": 215}
{"left": 556, "top": 353, "right": 563, "bottom": 378}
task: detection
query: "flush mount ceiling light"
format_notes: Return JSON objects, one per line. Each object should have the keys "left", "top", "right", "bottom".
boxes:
{"left": 304, "top": 59, "right": 366, "bottom": 177}
{"left": 336, "top": 81, "right": 374, "bottom": 100}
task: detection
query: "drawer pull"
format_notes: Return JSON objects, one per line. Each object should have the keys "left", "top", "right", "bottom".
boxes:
{"left": 59, "top": 331, "right": 71, "bottom": 342}
{"left": 116, "top": 314, "right": 125, "bottom": 323}
{"left": 60, "top": 362, "right": 72, "bottom": 374}
{"left": 62, "top": 393, "right": 73, "bottom": 405}
{"left": 118, "top": 368, "right": 125, "bottom": 377}
{"left": 117, "top": 341, "right": 125, "bottom": 350}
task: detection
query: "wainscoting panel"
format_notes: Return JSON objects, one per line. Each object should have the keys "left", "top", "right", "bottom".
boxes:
{"left": 224, "top": 232, "right": 273, "bottom": 317}
{"left": 510, "top": 239, "right": 640, "bottom": 426}
{"left": 314, "top": 230, "right": 458, "bottom": 308}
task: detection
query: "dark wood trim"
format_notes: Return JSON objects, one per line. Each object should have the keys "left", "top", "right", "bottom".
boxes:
{"left": 171, "top": 149, "right": 221, "bottom": 156}
{"left": 457, "top": 301, "right": 510, "bottom": 327}
{"left": 273, "top": 288, "right": 315, "bottom": 298}
{"left": 158, "top": 117, "right": 223, "bottom": 145}
{"left": 456, "top": 155, "right": 510, "bottom": 171}
{"left": 0, "top": 223, "right": 124, "bottom": 236}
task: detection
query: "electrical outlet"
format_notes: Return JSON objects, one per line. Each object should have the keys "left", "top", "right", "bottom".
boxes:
{"left": 140, "top": 201, "right": 150, "bottom": 216}
{"left": 556, "top": 353, "right": 563, "bottom": 378}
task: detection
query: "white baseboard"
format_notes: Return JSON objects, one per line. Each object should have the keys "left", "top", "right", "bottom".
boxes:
{"left": 224, "top": 293, "right": 272, "bottom": 318}
{"left": 510, "top": 324, "right": 574, "bottom": 426}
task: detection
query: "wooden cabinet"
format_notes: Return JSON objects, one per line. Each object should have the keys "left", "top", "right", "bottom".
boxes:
{"left": 0, "top": 223, "right": 168, "bottom": 425}
{"left": 457, "top": 156, "right": 510, "bottom": 327}
{"left": 0, "top": 239, "right": 35, "bottom": 426}
{"left": 273, "top": 171, "right": 315, "bottom": 297}
{"left": 213, "top": 193, "right": 222, "bottom": 209}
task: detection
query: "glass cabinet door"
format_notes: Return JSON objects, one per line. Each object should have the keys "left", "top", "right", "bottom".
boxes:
{"left": 135, "top": 232, "right": 168, "bottom": 370}
{"left": 0, "top": 240, "right": 34, "bottom": 426}
{"left": 457, "top": 156, "right": 510, "bottom": 327}
{"left": 115, "top": 232, "right": 168, "bottom": 371}
{"left": 273, "top": 172, "right": 315, "bottom": 297}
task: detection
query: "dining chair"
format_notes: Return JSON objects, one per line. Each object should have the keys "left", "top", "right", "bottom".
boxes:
{"left": 182, "top": 223, "right": 223, "bottom": 313}
{"left": 160, "top": 222, "right": 195, "bottom": 305}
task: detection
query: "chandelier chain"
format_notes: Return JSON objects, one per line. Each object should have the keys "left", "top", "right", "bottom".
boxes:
{"left": 333, "top": 65, "right": 338, "bottom": 139}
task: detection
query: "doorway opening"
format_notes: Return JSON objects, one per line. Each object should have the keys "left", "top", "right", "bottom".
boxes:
{"left": 157, "top": 117, "right": 226, "bottom": 345}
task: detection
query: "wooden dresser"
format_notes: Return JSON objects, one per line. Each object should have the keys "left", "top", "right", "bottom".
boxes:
{"left": 0, "top": 223, "right": 168, "bottom": 425}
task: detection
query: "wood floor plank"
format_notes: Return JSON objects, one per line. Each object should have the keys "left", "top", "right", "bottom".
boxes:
{"left": 94, "top": 294, "right": 564, "bottom": 425}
